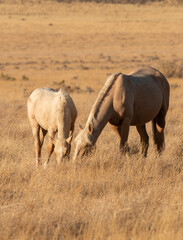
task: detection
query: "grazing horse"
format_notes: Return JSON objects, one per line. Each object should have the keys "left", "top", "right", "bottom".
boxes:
{"left": 27, "top": 88, "right": 77, "bottom": 167}
{"left": 73, "top": 66, "right": 169, "bottom": 160}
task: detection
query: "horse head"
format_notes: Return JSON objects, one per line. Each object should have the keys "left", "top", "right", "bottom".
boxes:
{"left": 55, "top": 134, "right": 73, "bottom": 163}
{"left": 73, "top": 123, "right": 95, "bottom": 161}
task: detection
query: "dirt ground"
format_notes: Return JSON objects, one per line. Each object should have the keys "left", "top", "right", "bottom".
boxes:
{"left": 0, "top": 1, "right": 183, "bottom": 239}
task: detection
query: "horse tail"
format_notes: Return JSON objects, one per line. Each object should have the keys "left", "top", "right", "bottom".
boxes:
{"left": 152, "top": 116, "right": 165, "bottom": 153}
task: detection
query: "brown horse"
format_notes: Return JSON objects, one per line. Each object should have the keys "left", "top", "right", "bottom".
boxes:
{"left": 27, "top": 88, "right": 77, "bottom": 167}
{"left": 73, "top": 66, "right": 169, "bottom": 160}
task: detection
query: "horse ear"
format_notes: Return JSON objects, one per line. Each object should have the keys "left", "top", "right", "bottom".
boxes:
{"left": 66, "top": 134, "right": 73, "bottom": 144}
{"left": 88, "top": 123, "right": 93, "bottom": 134}
{"left": 79, "top": 124, "right": 83, "bottom": 131}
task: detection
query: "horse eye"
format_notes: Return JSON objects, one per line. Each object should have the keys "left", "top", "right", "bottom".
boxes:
{"left": 83, "top": 145, "right": 92, "bottom": 156}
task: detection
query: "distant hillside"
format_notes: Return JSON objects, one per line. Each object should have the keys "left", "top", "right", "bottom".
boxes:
{"left": 0, "top": 0, "right": 182, "bottom": 4}
{"left": 54, "top": 0, "right": 182, "bottom": 3}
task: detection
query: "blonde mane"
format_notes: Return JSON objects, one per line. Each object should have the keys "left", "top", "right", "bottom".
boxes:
{"left": 56, "top": 89, "right": 70, "bottom": 139}
{"left": 86, "top": 73, "right": 121, "bottom": 125}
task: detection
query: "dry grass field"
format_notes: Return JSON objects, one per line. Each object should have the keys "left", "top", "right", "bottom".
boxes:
{"left": 0, "top": 1, "right": 183, "bottom": 239}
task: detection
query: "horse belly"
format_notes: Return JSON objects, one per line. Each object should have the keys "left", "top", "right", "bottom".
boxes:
{"left": 130, "top": 90, "right": 162, "bottom": 126}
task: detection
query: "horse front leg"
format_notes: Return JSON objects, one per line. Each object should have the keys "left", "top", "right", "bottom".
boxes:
{"left": 39, "top": 127, "right": 47, "bottom": 149}
{"left": 31, "top": 121, "right": 41, "bottom": 167}
{"left": 119, "top": 117, "right": 131, "bottom": 155}
{"left": 44, "top": 129, "right": 55, "bottom": 167}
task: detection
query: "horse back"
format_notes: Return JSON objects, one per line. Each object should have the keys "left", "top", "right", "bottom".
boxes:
{"left": 133, "top": 66, "right": 170, "bottom": 113}
{"left": 113, "top": 67, "right": 169, "bottom": 125}
{"left": 27, "top": 88, "right": 77, "bottom": 130}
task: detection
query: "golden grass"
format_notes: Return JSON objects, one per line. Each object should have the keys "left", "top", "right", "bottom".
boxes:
{"left": 0, "top": 1, "right": 183, "bottom": 239}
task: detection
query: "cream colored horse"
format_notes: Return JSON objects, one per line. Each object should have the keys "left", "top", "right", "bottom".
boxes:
{"left": 73, "top": 66, "right": 169, "bottom": 160}
{"left": 27, "top": 88, "right": 77, "bottom": 167}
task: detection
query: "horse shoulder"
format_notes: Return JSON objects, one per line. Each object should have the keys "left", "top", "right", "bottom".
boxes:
{"left": 113, "top": 75, "right": 134, "bottom": 118}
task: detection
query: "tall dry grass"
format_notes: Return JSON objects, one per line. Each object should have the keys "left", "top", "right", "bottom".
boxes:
{"left": 1, "top": 83, "right": 183, "bottom": 239}
{"left": 0, "top": 1, "right": 183, "bottom": 239}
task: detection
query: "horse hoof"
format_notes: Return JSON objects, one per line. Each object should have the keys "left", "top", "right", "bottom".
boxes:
{"left": 43, "top": 163, "right": 48, "bottom": 169}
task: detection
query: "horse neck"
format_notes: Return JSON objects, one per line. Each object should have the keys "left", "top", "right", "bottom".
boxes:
{"left": 85, "top": 73, "right": 121, "bottom": 144}
{"left": 57, "top": 106, "right": 71, "bottom": 140}
{"left": 88, "top": 96, "right": 113, "bottom": 144}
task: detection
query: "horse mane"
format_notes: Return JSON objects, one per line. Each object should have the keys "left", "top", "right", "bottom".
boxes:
{"left": 86, "top": 72, "right": 121, "bottom": 125}
{"left": 55, "top": 89, "right": 68, "bottom": 133}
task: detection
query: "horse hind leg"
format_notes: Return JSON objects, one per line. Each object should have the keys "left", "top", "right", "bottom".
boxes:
{"left": 136, "top": 125, "right": 149, "bottom": 157}
{"left": 152, "top": 112, "right": 166, "bottom": 154}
